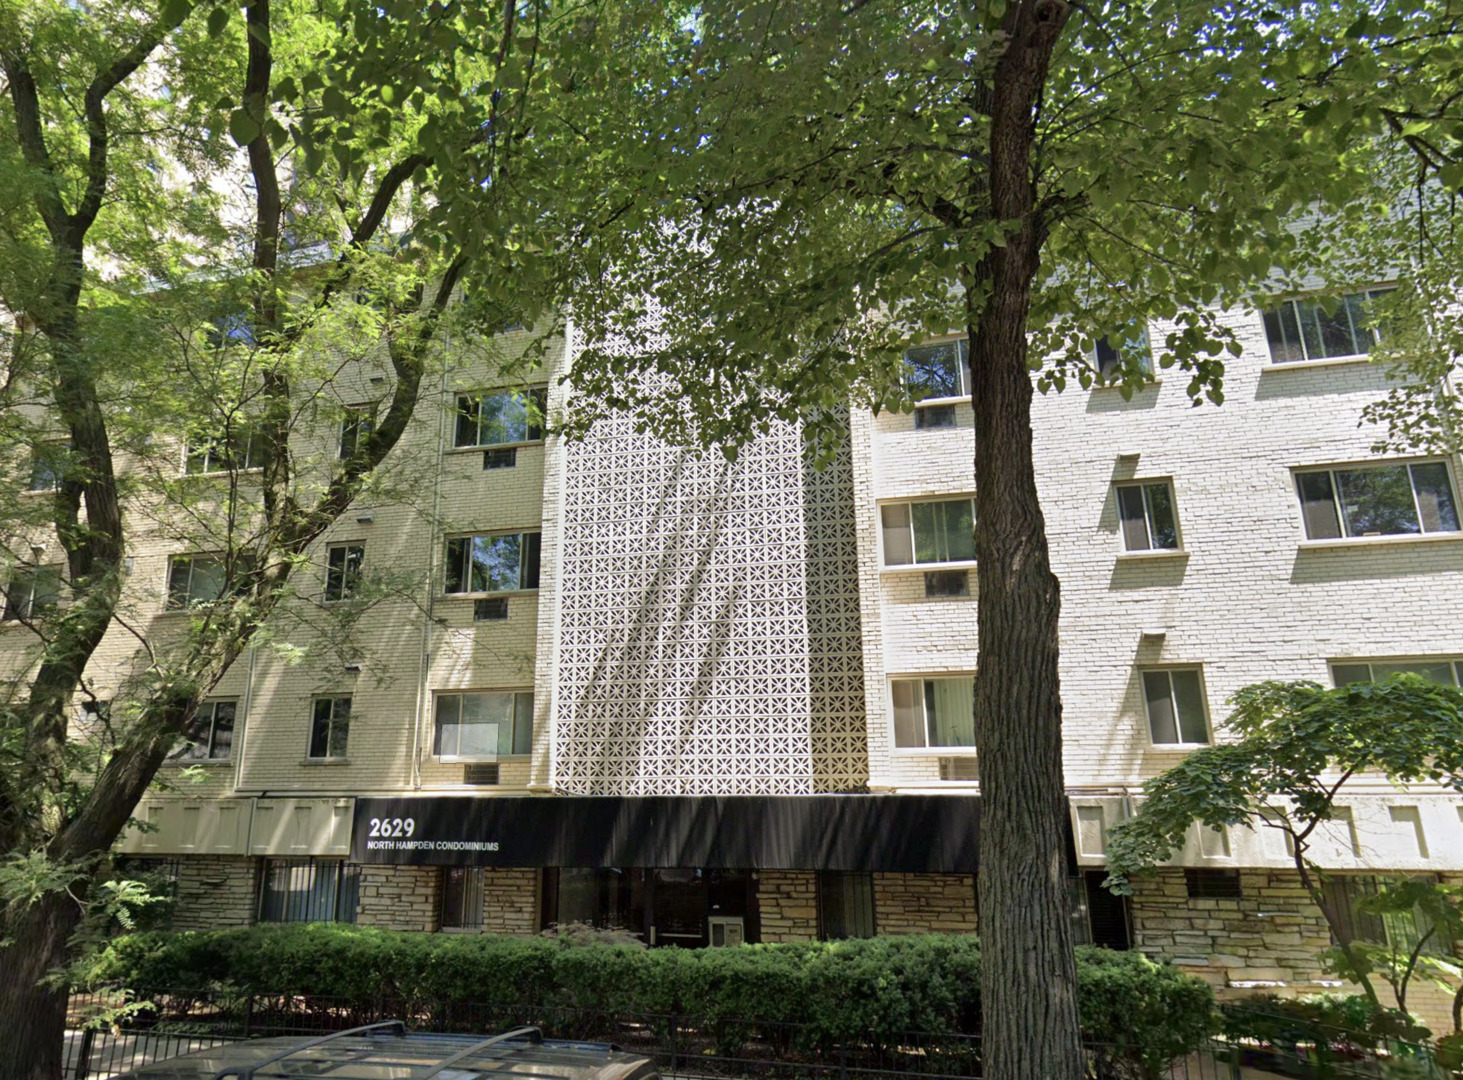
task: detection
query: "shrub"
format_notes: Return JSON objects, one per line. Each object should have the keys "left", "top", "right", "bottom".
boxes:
{"left": 90, "top": 927, "right": 1212, "bottom": 1075}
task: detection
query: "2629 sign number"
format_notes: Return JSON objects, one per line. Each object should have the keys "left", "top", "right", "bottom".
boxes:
{"left": 368, "top": 817, "right": 415, "bottom": 838}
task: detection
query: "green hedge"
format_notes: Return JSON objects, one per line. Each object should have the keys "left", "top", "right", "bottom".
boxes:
{"left": 90, "top": 926, "right": 1212, "bottom": 1072}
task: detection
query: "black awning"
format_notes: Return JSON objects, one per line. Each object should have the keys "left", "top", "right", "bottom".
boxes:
{"left": 351, "top": 794, "right": 979, "bottom": 873}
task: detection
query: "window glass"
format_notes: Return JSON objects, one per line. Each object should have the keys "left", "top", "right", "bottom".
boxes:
{"left": 1142, "top": 669, "right": 1209, "bottom": 745}
{"left": 445, "top": 533, "right": 541, "bottom": 593}
{"left": 1116, "top": 482, "right": 1178, "bottom": 551}
{"left": 441, "top": 867, "right": 486, "bottom": 929}
{"left": 879, "top": 499, "right": 976, "bottom": 567}
{"left": 2, "top": 566, "right": 61, "bottom": 621}
{"left": 904, "top": 340, "right": 967, "bottom": 400}
{"left": 454, "top": 389, "right": 545, "bottom": 448}
{"left": 1322, "top": 875, "right": 1447, "bottom": 959}
{"left": 1263, "top": 289, "right": 1391, "bottom": 363}
{"left": 818, "top": 871, "right": 875, "bottom": 939}
{"left": 339, "top": 409, "right": 373, "bottom": 459}
{"left": 1094, "top": 328, "right": 1153, "bottom": 379}
{"left": 892, "top": 678, "right": 975, "bottom": 749}
{"left": 185, "top": 429, "right": 260, "bottom": 474}
{"left": 259, "top": 859, "right": 359, "bottom": 923}
{"left": 309, "top": 697, "right": 351, "bottom": 758}
{"left": 168, "top": 699, "right": 236, "bottom": 762}
{"left": 1297, "top": 463, "right": 1460, "bottom": 539}
{"left": 325, "top": 544, "right": 364, "bottom": 602}
{"left": 1332, "top": 660, "right": 1460, "bottom": 687}
{"left": 435, "top": 691, "right": 534, "bottom": 759}
{"left": 167, "top": 556, "right": 233, "bottom": 608}
{"left": 28, "top": 443, "right": 66, "bottom": 491}
{"left": 880, "top": 504, "right": 914, "bottom": 565}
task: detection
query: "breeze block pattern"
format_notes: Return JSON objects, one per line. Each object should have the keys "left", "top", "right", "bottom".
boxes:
{"left": 553, "top": 415, "right": 869, "bottom": 794}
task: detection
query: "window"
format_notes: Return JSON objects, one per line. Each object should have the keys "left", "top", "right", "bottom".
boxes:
{"left": 339, "top": 408, "right": 374, "bottom": 459}
{"left": 206, "top": 312, "right": 257, "bottom": 348}
{"left": 1332, "top": 659, "right": 1463, "bottom": 687}
{"left": 28, "top": 442, "right": 67, "bottom": 491}
{"left": 1116, "top": 481, "right": 1179, "bottom": 551}
{"left": 1322, "top": 875, "right": 1447, "bottom": 958}
{"left": 1094, "top": 327, "right": 1153, "bottom": 380}
{"left": 444, "top": 533, "right": 541, "bottom": 594}
{"left": 167, "top": 699, "right": 236, "bottom": 762}
{"left": 1296, "top": 462, "right": 1460, "bottom": 540}
{"left": 891, "top": 677, "right": 975, "bottom": 750}
{"left": 309, "top": 696, "right": 351, "bottom": 759}
{"left": 1142, "top": 668, "right": 1209, "bottom": 745}
{"left": 185, "top": 429, "right": 261, "bottom": 474}
{"left": 881, "top": 499, "right": 975, "bottom": 566}
{"left": 3, "top": 565, "right": 61, "bottom": 621}
{"left": 1068, "top": 871, "right": 1132, "bottom": 950}
{"left": 1263, "top": 288, "right": 1392, "bottom": 364}
{"left": 454, "top": 387, "right": 547, "bottom": 448}
{"left": 166, "top": 555, "right": 246, "bottom": 609}
{"left": 434, "top": 691, "right": 534, "bottom": 760}
{"left": 1185, "top": 869, "right": 1242, "bottom": 899}
{"left": 324, "top": 543, "right": 364, "bottom": 602}
{"left": 818, "top": 871, "right": 875, "bottom": 939}
{"left": 904, "top": 339, "right": 969, "bottom": 400}
{"left": 915, "top": 404, "right": 957, "bottom": 430}
{"left": 441, "top": 866, "right": 486, "bottom": 929}
{"left": 259, "top": 858, "right": 359, "bottom": 923}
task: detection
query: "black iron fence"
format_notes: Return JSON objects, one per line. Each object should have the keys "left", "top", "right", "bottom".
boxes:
{"left": 60, "top": 990, "right": 1455, "bottom": 1080}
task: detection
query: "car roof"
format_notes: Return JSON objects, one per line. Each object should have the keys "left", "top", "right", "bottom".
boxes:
{"left": 114, "top": 1025, "right": 658, "bottom": 1080}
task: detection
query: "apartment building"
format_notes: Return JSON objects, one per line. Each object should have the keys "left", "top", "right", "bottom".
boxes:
{"left": 7, "top": 288, "right": 1463, "bottom": 1019}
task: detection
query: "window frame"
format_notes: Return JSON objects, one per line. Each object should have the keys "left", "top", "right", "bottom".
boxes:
{"left": 1330, "top": 658, "right": 1463, "bottom": 688}
{"left": 165, "top": 554, "right": 248, "bottom": 610}
{"left": 1114, "top": 479, "right": 1181, "bottom": 552}
{"left": 1140, "top": 666, "right": 1212, "bottom": 747}
{"left": 323, "top": 542, "right": 365, "bottom": 603}
{"left": 443, "top": 531, "right": 542, "bottom": 596}
{"left": 902, "top": 337, "right": 970, "bottom": 404}
{"left": 166, "top": 698, "right": 237, "bottom": 764}
{"left": 1261, "top": 287, "right": 1393, "bottom": 365}
{"left": 308, "top": 696, "right": 352, "bottom": 760}
{"left": 452, "top": 387, "right": 548, "bottom": 450}
{"left": 338, "top": 406, "right": 374, "bottom": 460}
{"left": 26, "top": 441, "right": 68, "bottom": 492}
{"left": 432, "top": 689, "right": 535, "bottom": 762}
{"left": 183, "top": 428, "right": 262, "bottom": 475}
{"left": 879, "top": 497, "right": 977, "bottom": 570}
{"left": 3, "top": 564, "right": 62, "bottom": 622}
{"left": 1092, "top": 326, "right": 1154, "bottom": 382}
{"left": 1294, "top": 459, "right": 1462, "bottom": 541}
{"left": 889, "top": 675, "right": 977, "bottom": 755}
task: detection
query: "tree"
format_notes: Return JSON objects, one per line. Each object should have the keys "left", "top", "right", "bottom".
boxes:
{"left": 1105, "top": 676, "right": 1463, "bottom": 1012}
{"left": 0, "top": 2, "right": 672, "bottom": 1077}
{"left": 555, "top": 4, "right": 1389, "bottom": 1076}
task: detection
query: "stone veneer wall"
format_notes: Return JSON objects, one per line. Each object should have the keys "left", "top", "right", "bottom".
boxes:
{"left": 1132, "top": 869, "right": 1463, "bottom": 1035}
{"left": 481, "top": 868, "right": 539, "bottom": 935}
{"left": 172, "top": 856, "right": 258, "bottom": 931}
{"left": 356, "top": 866, "right": 441, "bottom": 932}
{"left": 756, "top": 870, "right": 818, "bottom": 942}
{"left": 873, "top": 873, "right": 977, "bottom": 935}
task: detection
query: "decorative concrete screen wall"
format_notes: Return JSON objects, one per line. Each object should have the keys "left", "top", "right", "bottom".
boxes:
{"left": 555, "top": 416, "right": 869, "bottom": 794}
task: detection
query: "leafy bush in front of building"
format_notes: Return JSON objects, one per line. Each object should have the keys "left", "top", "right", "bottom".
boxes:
{"left": 1075, "top": 948, "right": 1217, "bottom": 1080}
{"left": 90, "top": 925, "right": 1212, "bottom": 1073}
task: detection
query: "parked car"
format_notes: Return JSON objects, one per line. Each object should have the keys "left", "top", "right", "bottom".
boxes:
{"left": 112, "top": 1022, "right": 660, "bottom": 1080}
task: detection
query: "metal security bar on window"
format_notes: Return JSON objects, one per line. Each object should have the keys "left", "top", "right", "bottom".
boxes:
{"left": 1116, "top": 482, "right": 1179, "bottom": 550}
{"left": 904, "top": 339, "right": 969, "bottom": 400}
{"left": 1142, "top": 669, "right": 1210, "bottom": 744}
{"left": 881, "top": 499, "right": 975, "bottom": 565}
{"left": 454, "top": 388, "right": 547, "bottom": 448}
{"left": 441, "top": 866, "right": 487, "bottom": 929}
{"left": 818, "top": 871, "right": 875, "bottom": 940}
{"left": 444, "top": 533, "right": 541, "bottom": 593}
{"left": 325, "top": 544, "right": 364, "bottom": 602}
{"left": 434, "top": 691, "right": 534, "bottom": 760}
{"left": 891, "top": 678, "right": 976, "bottom": 749}
{"left": 1296, "top": 462, "right": 1461, "bottom": 539}
{"left": 309, "top": 697, "right": 351, "bottom": 758}
{"left": 1263, "top": 288, "right": 1393, "bottom": 363}
{"left": 167, "top": 699, "right": 236, "bottom": 762}
{"left": 258, "top": 858, "right": 360, "bottom": 923}
{"left": 1332, "top": 659, "right": 1463, "bottom": 687}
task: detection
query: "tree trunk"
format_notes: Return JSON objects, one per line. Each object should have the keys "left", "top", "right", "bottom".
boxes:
{"left": 967, "top": 4, "right": 1081, "bottom": 1080}
{"left": 0, "top": 892, "right": 82, "bottom": 1080}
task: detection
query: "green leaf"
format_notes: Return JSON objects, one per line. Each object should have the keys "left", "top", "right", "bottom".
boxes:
{"left": 228, "top": 109, "right": 261, "bottom": 146}
{"left": 161, "top": 0, "right": 192, "bottom": 27}
{"left": 206, "top": 4, "right": 230, "bottom": 37}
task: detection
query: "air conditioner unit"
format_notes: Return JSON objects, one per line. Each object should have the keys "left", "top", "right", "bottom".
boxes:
{"left": 939, "top": 757, "right": 979, "bottom": 781}
{"left": 463, "top": 763, "right": 500, "bottom": 785}
{"left": 707, "top": 916, "right": 745, "bottom": 947}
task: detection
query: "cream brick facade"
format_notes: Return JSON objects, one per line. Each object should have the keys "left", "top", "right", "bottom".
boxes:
{"left": 9, "top": 295, "right": 1463, "bottom": 1015}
